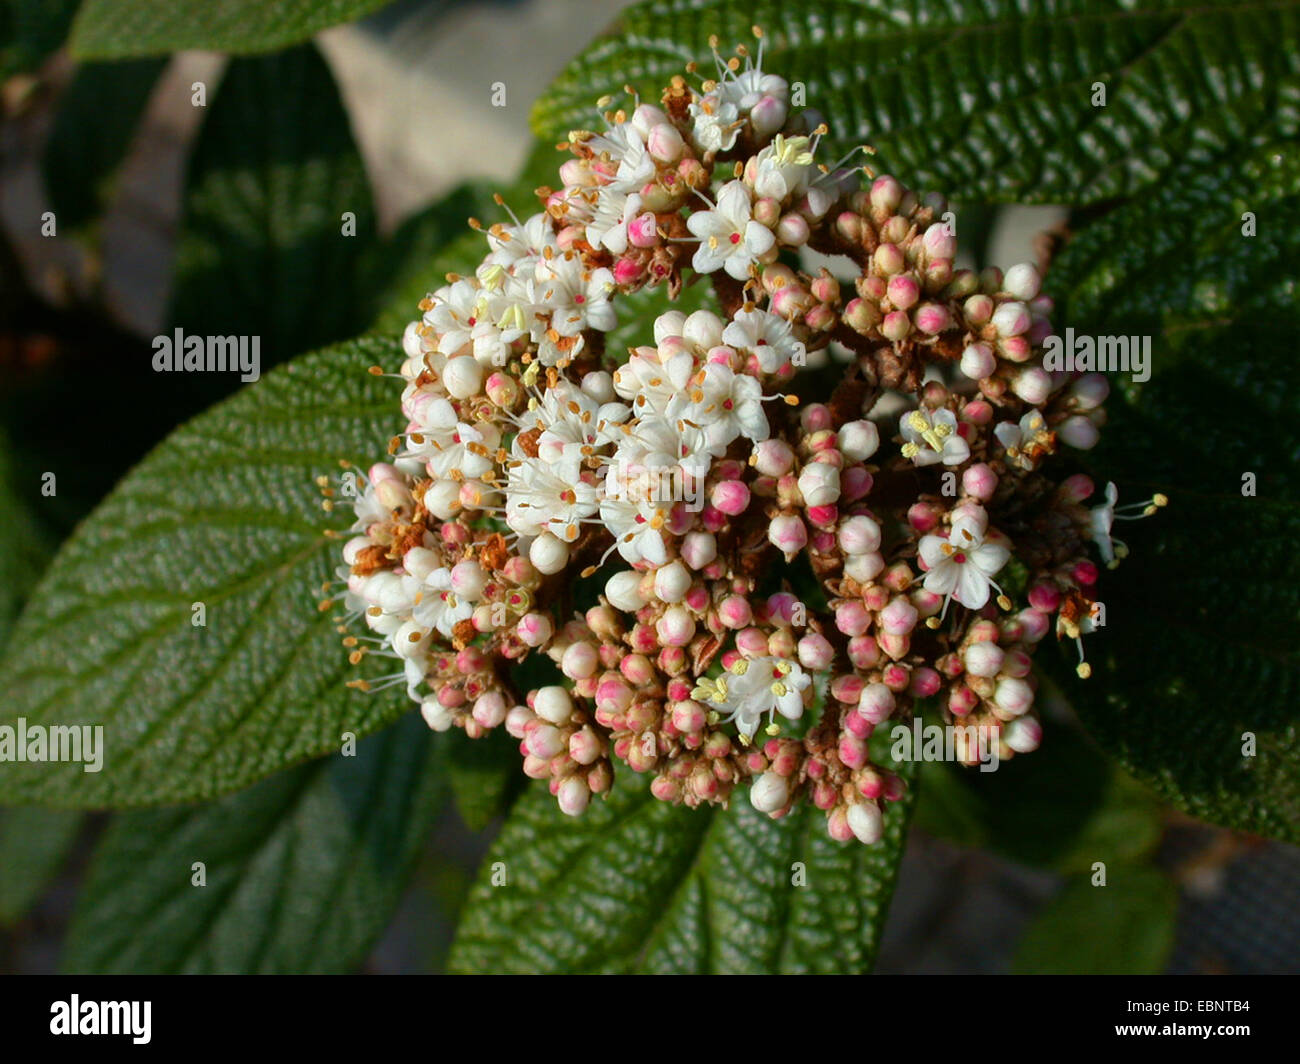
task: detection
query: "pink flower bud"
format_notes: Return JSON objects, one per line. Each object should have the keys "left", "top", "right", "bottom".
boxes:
{"left": 1002, "top": 262, "right": 1042, "bottom": 301}
{"left": 656, "top": 606, "right": 696, "bottom": 647}
{"left": 736, "top": 627, "right": 769, "bottom": 657}
{"left": 1004, "top": 716, "right": 1043, "bottom": 753}
{"left": 526, "top": 724, "right": 566, "bottom": 760}
{"left": 857, "top": 683, "right": 895, "bottom": 724}
{"left": 768, "top": 514, "right": 808, "bottom": 557}
{"left": 914, "top": 302, "right": 952, "bottom": 335}
{"left": 993, "top": 676, "right": 1034, "bottom": 717}
{"left": 557, "top": 776, "right": 591, "bottom": 816}
{"left": 959, "top": 342, "right": 996, "bottom": 380}
{"left": 838, "top": 514, "right": 883, "bottom": 555}
{"left": 887, "top": 274, "right": 920, "bottom": 310}
{"left": 750, "top": 770, "right": 789, "bottom": 814}
{"left": 753, "top": 439, "right": 795, "bottom": 476}
{"left": 1070, "top": 373, "right": 1110, "bottom": 410}
{"left": 485, "top": 371, "right": 519, "bottom": 407}
{"left": 472, "top": 692, "right": 508, "bottom": 729}
{"left": 569, "top": 725, "right": 602, "bottom": 765}
{"left": 963, "top": 293, "right": 995, "bottom": 325}
{"left": 869, "top": 175, "right": 903, "bottom": 214}
{"left": 992, "top": 300, "right": 1031, "bottom": 337}
{"left": 923, "top": 224, "right": 957, "bottom": 260}
{"left": 776, "top": 213, "right": 810, "bottom": 246}
{"left": 880, "top": 596, "right": 919, "bottom": 635}
{"left": 835, "top": 600, "right": 870, "bottom": 636}
{"left": 827, "top": 807, "right": 854, "bottom": 842}
{"left": 1012, "top": 366, "right": 1053, "bottom": 405}
{"left": 646, "top": 122, "right": 684, "bottom": 162}
{"left": 964, "top": 641, "right": 1005, "bottom": 677}
{"left": 613, "top": 256, "right": 645, "bottom": 285}
{"left": 516, "top": 612, "right": 553, "bottom": 647}
{"left": 797, "top": 633, "right": 834, "bottom": 670}
{"left": 962, "top": 462, "right": 999, "bottom": 501}
{"left": 882, "top": 310, "right": 911, "bottom": 341}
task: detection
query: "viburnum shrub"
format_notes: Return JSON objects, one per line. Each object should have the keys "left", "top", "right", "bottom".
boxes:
{"left": 335, "top": 30, "right": 1166, "bottom": 844}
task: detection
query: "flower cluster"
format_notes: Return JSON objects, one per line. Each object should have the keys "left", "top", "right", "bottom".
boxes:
{"left": 328, "top": 30, "right": 1164, "bottom": 843}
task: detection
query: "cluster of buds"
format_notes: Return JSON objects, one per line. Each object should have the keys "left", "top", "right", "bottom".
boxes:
{"left": 327, "top": 29, "right": 1164, "bottom": 843}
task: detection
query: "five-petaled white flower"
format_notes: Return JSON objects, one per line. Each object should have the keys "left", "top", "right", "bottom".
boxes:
{"left": 722, "top": 306, "right": 805, "bottom": 373}
{"left": 693, "top": 655, "right": 811, "bottom": 743}
{"left": 994, "top": 409, "right": 1055, "bottom": 470}
{"left": 918, "top": 505, "right": 1010, "bottom": 611}
{"left": 900, "top": 407, "right": 971, "bottom": 467}
{"left": 752, "top": 134, "right": 816, "bottom": 201}
{"left": 670, "top": 362, "right": 770, "bottom": 451}
{"left": 412, "top": 567, "right": 474, "bottom": 639}
{"left": 504, "top": 452, "right": 599, "bottom": 542}
{"left": 686, "top": 181, "right": 775, "bottom": 281}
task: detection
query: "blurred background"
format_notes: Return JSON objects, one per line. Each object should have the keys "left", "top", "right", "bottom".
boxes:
{"left": 2, "top": 0, "right": 1296, "bottom": 974}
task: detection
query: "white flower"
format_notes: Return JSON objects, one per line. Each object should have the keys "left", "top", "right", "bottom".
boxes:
{"left": 412, "top": 567, "right": 473, "bottom": 639}
{"left": 613, "top": 349, "right": 694, "bottom": 416}
{"left": 598, "top": 492, "right": 669, "bottom": 567}
{"left": 692, "top": 656, "right": 811, "bottom": 743}
{"left": 900, "top": 408, "right": 970, "bottom": 467}
{"left": 504, "top": 452, "right": 599, "bottom": 542}
{"left": 484, "top": 212, "right": 555, "bottom": 270}
{"left": 688, "top": 95, "right": 741, "bottom": 153}
{"left": 722, "top": 306, "right": 805, "bottom": 374}
{"left": 423, "top": 277, "right": 483, "bottom": 356}
{"left": 669, "top": 362, "right": 769, "bottom": 451}
{"left": 752, "top": 134, "right": 816, "bottom": 201}
{"left": 586, "top": 122, "right": 655, "bottom": 193}
{"left": 686, "top": 181, "right": 775, "bottom": 281}
{"left": 917, "top": 506, "right": 1010, "bottom": 611}
{"left": 523, "top": 379, "right": 629, "bottom": 463}
{"left": 534, "top": 252, "right": 617, "bottom": 337}
{"left": 585, "top": 188, "right": 646, "bottom": 256}
{"left": 994, "top": 409, "right": 1054, "bottom": 470}
{"left": 403, "top": 397, "right": 494, "bottom": 481}
{"left": 617, "top": 413, "right": 713, "bottom": 480}
{"left": 688, "top": 55, "right": 788, "bottom": 152}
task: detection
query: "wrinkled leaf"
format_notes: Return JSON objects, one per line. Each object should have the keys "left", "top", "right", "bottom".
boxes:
{"left": 0, "top": 337, "right": 416, "bottom": 807}
{"left": 63, "top": 714, "right": 443, "bottom": 973}
{"left": 449, "top": 765, "right": 915, "bottom": 974}
{"left": 69, "top": 0, "right": 396, "bottom": 60}
{"left": 533, "top": 0, "right": 1300, "bottom": 206}
{"left": 169, "top": 44, "right": 376, "bottom": 377}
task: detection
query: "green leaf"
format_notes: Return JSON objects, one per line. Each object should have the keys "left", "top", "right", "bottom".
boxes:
{"left": 1043, "top": 143, "right": 1300, "bottom": 843}
{"left": 0, "top": 806, "right": 82, "bottom": 925}
{"left": 1, "top": 0, "right": 80, "bottom": 78}
{"left": 0, "top": 337, "right": 417, "bottom": 808}
{"left": 63, "top": 713, "right": 443, "bottom": 973}
{"left": 914, "top": 724, "right": 1165, "bottom": 874}
{"left": 443, "top": 728, "right": 526, "bottom": 833}
{"left": 0, "top": 432, "right": 48, "bottom": 649}
{"left": 169, "top": 44, "right": 377, "bottom": 375}
{"left": 1013, "top": 864, "right": 1178, "bottom": 975}
{"left": 68, "top": 0, "right": 396, "bottom": 60}
{"left": 448, "top": 764, "right": 916, "bottom": 974}
{"left": 533, "top": 0, "right": 1300, "bottom": 206}
{"left": 41, "top": 57, "right": 166, "bottom": 233}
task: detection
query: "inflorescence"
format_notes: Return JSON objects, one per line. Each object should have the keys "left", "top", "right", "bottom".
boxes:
{"left": 326, "top": 30, "right": 1165, "bottom": 844}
